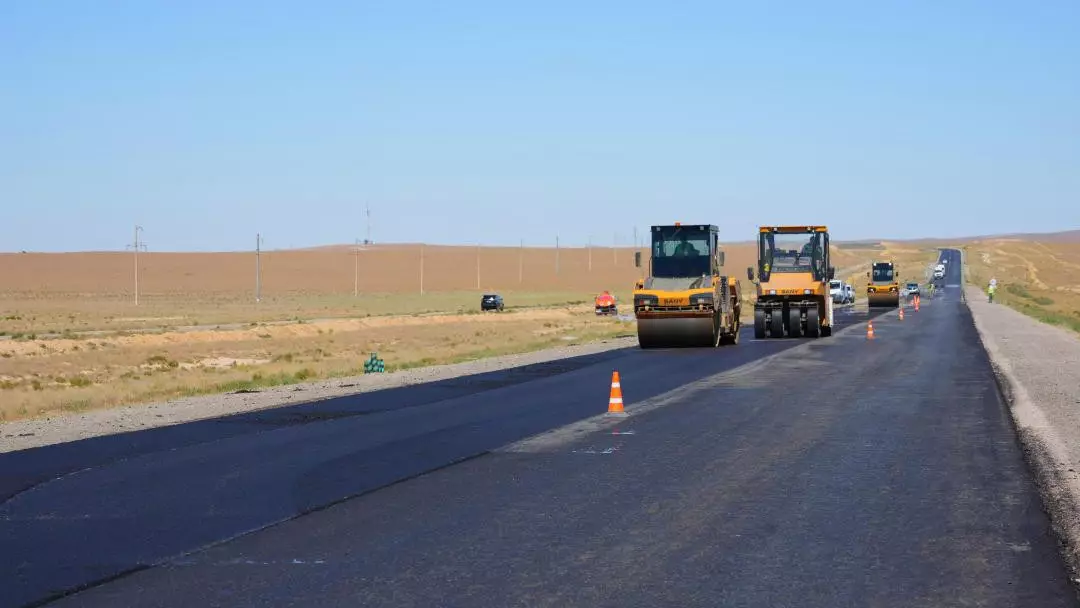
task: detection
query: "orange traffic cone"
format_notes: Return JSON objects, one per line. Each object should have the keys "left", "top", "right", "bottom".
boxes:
{"left": 915, "top": 295, "right": 920, "bottom": 312}
{"left": 607, "top": 371, "right": 628, "bottom": 417}
{"left": 867, "top": 320, "right": 875, "bottom": 340}
{"left": 899, "top": 306, "right": 905, "bottom": 321}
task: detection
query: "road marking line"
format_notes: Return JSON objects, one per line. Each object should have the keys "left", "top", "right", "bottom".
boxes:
{"left": 497, "top": 326, "right": 866, "bottom": 454}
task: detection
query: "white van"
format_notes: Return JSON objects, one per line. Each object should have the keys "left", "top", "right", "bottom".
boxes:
{"left": 830, "top": 280, "right": 845, "bottom": 304}
{"left": 830, "top": 280, "right": 853, "bottom": 304}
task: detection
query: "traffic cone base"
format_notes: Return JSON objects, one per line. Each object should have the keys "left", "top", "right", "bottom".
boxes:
{"left": 607, "top": 371, "right": 628, "bottom": 417}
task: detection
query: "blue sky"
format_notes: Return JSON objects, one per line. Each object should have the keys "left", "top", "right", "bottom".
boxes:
{"left": 2, "top": 0, "right": 1078, "bottom": 252}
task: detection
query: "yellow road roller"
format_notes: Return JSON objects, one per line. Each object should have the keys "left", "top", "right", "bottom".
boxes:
{"left": 632, "top": 223, "right": 742, "bottom": 348}
{"left": 747, "top": 225, "right": 836, "bottom": 338}
{"left": 867, "top": 260, "right": 900, "bottom": 307}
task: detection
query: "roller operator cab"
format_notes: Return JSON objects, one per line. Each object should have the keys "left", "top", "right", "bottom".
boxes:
{"left": 747, "top": 226, "right": 835, "bottom": 339}
{"left": 632, "top": 223, "right": 742, "bottom": 348}
{"left": 867, "top": 261, "right": 900, "bottom": 307}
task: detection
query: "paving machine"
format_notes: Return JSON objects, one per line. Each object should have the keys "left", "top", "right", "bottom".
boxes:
{"left": 632, "top": 223, "right": 741, "bottom": 348}
{"left": 747, "top": 225, "right": 836, "bottom": 338}
{"left": 867, "top": 260, "right": 900, "bottom": 307}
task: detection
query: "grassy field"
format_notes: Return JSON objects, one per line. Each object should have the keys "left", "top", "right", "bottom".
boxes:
{"left": 963, "top": 239, "right": 1080, "bottom": 334}
{"left": 0, "top": 290, "right": 617, "bottom": 337}
{"left": 0, "top": 240, "right": 941, "bottom": 422}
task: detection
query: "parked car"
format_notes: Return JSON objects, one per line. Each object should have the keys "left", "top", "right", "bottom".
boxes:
{"left": 905, "top": 282, "right": 920, "bottom": 297}
{"left": 480, "top": 293, "right": 504, "bottom": 312}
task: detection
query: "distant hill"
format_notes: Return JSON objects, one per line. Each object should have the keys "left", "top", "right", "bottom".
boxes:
{"left": 5, "top": 228, "right": 1079, "bottom": 255}
{"left": 977, "top": 229, "right": 1080, "bottom": 243}
{"left": 863, "top": 229, "right": 1080, "bottom": 247}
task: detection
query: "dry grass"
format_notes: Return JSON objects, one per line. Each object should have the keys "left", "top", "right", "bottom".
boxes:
{"left": 0, "top": 306, "right": 634, "bottom": 421}
{"left": 0, "top": 240, "right": 934, "bottom": 423}
{"left": 963, "top": 239, "right": 1080, "bottom": 334}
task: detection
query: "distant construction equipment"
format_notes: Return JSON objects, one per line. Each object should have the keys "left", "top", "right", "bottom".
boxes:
{"left": 867, "top": 260, "right": 901, "bottom": 308}
{"left": 594, "top": 291, "right": 618, "bottom": 316}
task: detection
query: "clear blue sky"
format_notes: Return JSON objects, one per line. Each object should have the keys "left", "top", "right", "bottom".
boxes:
{"left": 2, "top": 0, "right": 1078, "bottom": 252}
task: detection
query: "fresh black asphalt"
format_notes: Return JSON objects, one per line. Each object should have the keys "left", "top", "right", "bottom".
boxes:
{"left": 6, "top": 250, "right": 1078, "bottom": 607}
{"left": 2, "top": 294, "right": 877, "bottom": 607}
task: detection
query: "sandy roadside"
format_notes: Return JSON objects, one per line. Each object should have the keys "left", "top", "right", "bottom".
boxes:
{"left": 0, "top": 336, "right": 637, "bottom": 454}
{"left": 965, "top": 285, "right": 1080, "bottom": 583}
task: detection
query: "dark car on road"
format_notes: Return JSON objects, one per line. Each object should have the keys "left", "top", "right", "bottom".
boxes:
{"left": 481, "top": 293, "right": 504, "bottom": 312}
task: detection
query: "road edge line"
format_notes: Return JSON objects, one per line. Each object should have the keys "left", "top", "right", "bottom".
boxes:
{"left": 497, "top": 323, "right": 867, "bottom": 454}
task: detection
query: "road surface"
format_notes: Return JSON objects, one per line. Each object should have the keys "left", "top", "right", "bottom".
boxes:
{"left": 4, "top": 251, "right": 1077, "bottom": 606}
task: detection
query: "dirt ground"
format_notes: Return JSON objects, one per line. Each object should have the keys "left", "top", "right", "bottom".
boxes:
{"left": 0, "top": 243, "right": 754, "bottom": 331}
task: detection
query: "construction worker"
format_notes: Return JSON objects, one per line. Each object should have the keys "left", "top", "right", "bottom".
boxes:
{"left": 988, "top": 281, "right": 996, "bottom": 303}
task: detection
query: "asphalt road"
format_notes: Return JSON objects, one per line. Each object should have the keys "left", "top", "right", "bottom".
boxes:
{"left": 7, "top": 251, "right": 1078, "bottom": 607}
{"left": 3, "top": 297, "right": 877, "bottom": 607}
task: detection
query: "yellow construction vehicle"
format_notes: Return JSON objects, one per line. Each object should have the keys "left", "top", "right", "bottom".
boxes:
{"left": 632, "top": 223, "right": 741, "bottom": 348}
{"left": 747, "top": 225, "right": 835, "bottom": 338}
{"left": 866, "top": 260, "right": 900, "bottom": 307}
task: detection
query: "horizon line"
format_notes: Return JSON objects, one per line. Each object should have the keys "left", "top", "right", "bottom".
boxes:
{"left": 1, "top": 228, "right": 1077, "bottom": 255}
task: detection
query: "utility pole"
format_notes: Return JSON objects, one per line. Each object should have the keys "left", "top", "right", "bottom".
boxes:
{"left": 588, "top": 235, "right": 592, "bottom": 272}
{"left": 365, "top": 205, "right": 371, "bottom": 245}
{"left": 420, "top": 244, "right": 425, "bottom": 295}
{"left": 613, "top": 232, "right": 618, "bottom": 265}
{"left": 555, "top": 236, "right": 560, "bottom": 275}
{"left": 126, "top": 225, "right": 146, "bottom": 306}
{"left": 519, "top": 238, "right": 523, "bottom": 284}
{"left": 255, "top": 233, "right": 264, "bottom": 303}
{"left": 476, "top": 244, "right": 481, "bottom": 290}
{"left": 353, "top": 238, "right": 360, "bottom": 297}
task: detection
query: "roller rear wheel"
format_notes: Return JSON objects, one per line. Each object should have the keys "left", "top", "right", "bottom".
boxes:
{"left": 806, "top": 306, "right": 821, "bottom": 337}
{"left": 787, "top": 307, "right": 802, "bottom": 338}
{"left": 754, "top": 309, "right": 766, "bottom": 339}
{"left": 770, "top": 309, "right": 784, "bottom": 338}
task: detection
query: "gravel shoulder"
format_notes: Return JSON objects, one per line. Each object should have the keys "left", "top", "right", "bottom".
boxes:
{"left": 965, "top": 285, "right": 1080, "bottom": 582}
{"left": 0, "top": 336, "right": 637, "bottom": 453}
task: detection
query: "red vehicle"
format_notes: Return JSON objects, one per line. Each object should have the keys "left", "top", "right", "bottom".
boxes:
{"left": 595, "top": 291, "right": 618, "bottom": 315}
